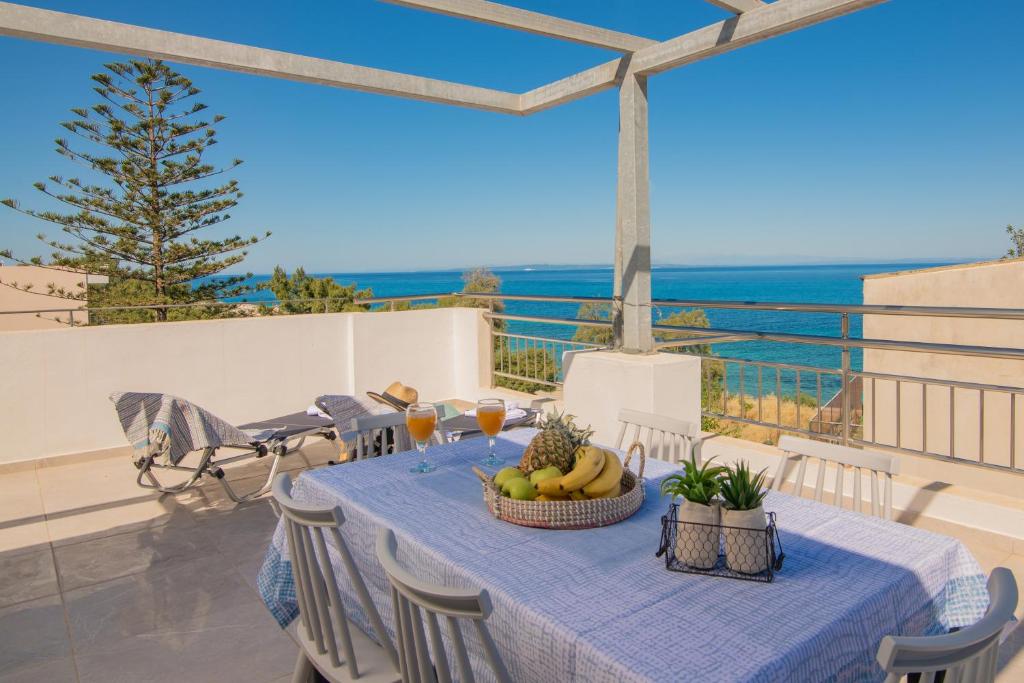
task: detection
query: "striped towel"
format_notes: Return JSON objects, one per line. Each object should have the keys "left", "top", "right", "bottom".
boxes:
{"left": 110, "top": 392, "right": 266, "bottom": 465}
{"left": 315, "top": 394, "right": 394, "bottom": 430}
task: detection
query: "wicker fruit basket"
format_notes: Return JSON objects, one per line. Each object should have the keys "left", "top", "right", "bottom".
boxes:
{"left": 476, "top": 443, "right": 646, "bottom": 530}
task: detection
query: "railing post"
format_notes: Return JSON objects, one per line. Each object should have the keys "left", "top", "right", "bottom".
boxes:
{"left": 841, "top": 312, "right": 851, "bottom": 446}
{"left": 487, "top": 299, "right": 496, "bottom": 388}
{"left": 611, "top": 295, "right": 624, "bottom": 349}
{"left": 67, "top": 309, "right": 75, "bottom": 327}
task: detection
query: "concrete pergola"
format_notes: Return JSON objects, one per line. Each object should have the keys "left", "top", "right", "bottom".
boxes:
{"left": 0, "top": 0, "right": 887, "bottom": 352}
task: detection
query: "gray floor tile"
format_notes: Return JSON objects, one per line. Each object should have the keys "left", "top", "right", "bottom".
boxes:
{"left": 54, "top": 519, "right": 214, "bottom": 591}
{"left": 74, "top": 632, "right": 295, "bottom": 683}
{"left": 0, "top": 657, "right": 77, "bottom": 683}
{"left": 45, "top": 493, "right": 194, "bottom": 549}
{"left": 65, "top": 553, "right": 275, "bottom": 653}
{"left": 0, "top": 470, "right": 50, "bottom": 559}
{"left": 196, "top": 500, "right": 279, "bottom": 559}
{"left": 234, "top": 545, "right": 273, "bottom": 594}
{"left": 181, "top": 476, "right": 274, "bottom": 515}
{"left": 0, "top": 595, "right": 72, "bottom": 679}
{"left": 66, "top": 555, "right": 296, "bottom": 682}
{"left": 0, "top": 548, "right": 59, "bottom": 608}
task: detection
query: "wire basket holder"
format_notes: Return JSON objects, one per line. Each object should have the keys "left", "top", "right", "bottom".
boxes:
{"left": 656, "top": 503, "right": 785, "bottom": 583}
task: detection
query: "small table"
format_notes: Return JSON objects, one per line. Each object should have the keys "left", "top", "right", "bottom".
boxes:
{"left": 258, "top": 430, "right": 989, "bottom": 682}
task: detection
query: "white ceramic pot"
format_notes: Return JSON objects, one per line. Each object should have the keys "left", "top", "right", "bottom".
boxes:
{"left": 675, "top": 500, "right": 721, "bottom": 570}
{"left": 721, "top": 506, "right": 768, "bottom": 575}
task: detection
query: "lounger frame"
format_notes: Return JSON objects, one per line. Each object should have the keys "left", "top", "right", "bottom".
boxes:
{"left": 135, "top": 425, "right": 338, "bottom": 503}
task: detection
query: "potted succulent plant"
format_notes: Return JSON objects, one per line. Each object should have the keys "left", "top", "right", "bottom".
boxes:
{"left": 660, "top": 454, "right": 726, "bottom": 569}
{"left": 719, "top": 461, "right": 770, "bottom": 575}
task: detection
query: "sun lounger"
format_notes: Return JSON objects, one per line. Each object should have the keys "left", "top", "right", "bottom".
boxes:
{"left": 110, "top": 392, "right": 339, "bottom": 503}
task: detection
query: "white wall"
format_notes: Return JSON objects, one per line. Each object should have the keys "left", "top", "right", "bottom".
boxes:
{"left": 0, "top": 308, "right": 489, "bottom": 464}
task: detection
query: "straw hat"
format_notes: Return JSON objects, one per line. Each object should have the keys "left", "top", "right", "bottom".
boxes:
{"left": 367, "top": 381, "right": 419, "bottom": 412}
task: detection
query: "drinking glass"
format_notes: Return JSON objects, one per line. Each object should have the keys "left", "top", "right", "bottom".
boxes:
{"left": 476, "top": 398, "right": 507, "bottom": 467}
{"left": 406, "top": 402, "right": 438, "bottom": 473}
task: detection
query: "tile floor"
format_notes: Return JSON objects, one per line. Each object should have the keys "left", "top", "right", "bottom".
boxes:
{"left": 0, "top": 441, "right": 331, "bottom": 683}
{"left": 0, "top": 439, "right": 1021, "bottom": 682}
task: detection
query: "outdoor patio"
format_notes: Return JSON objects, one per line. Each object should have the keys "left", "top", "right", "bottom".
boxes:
{"left": 1, "top": 1, "right": 1022, "bottom": 680}
{"left": 0, "top": 432, "right": 1021, "bottom": 682}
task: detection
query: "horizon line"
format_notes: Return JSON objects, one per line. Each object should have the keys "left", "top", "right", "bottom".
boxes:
{"left": 217, "top": 258, "right": 980, "bottom": 277}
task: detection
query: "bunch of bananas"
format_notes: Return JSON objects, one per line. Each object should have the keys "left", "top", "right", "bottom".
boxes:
{"left": 535, "top": 445, "right": 624, "bottom": 501}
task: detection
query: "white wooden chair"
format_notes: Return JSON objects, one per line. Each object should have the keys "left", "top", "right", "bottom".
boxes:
{"left": 350, "top": 413, "right": 449, "bottom": 459}
{"left": 350, "top": 412, "right": 413, "bottom": 460}
{"left": 376, "top": 528, "right": 512, "bottom": 683}
{"left": 614, "top": 408, "right": 699, "bottom": 464}
{"left": 877, "top": 567, "right": 1018, "bottom": 683}
{"left": 773, "top": 435, "right": 901, "bottom": 520}
{"left": 270, "top": 474, "right": 400, "bottom": 683}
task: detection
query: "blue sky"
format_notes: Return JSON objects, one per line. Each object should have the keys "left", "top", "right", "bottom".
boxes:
{"left": 0, "top": 0, "right": 1021, "bottom": 273}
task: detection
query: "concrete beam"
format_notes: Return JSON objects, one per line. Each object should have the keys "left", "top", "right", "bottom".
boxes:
{"left": 632, "top": 0, "right": 888, "bottom": 75}
{"left": 0, "top": 2, "right": 521, "bottom": 114}
{"left": 519, "top": 0, "right": 885, "bottom": 113}
{"left": 705, "top": 0, "right": 767, "bottom": 13}
{"left": 615, "top": 62, "right": 653, "bottom": 354}
{"left": 380, "top": 0, "right": 656, "bottom": 53}
{"left": 519, "top": 58, "right": 628, "bottom": 114}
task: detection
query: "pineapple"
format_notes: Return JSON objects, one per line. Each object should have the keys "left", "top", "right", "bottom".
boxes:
{"left": 519, "top": 412, "right": 594, "bottom": 474}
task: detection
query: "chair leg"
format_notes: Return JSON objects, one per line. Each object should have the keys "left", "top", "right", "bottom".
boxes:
{"left": 135, "top": 451, "right": 211, "bottom": 494}
{"left": 291, "top": 650, "right": 315, "bottom": 683}
{"left": 217, "top": 451, "right": 286, "bottom": 503}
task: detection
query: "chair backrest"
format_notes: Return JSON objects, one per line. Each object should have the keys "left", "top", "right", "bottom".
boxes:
{"left": 614, "top": 408, "right": 699, "bottom": 464}
{"left": 876, "top": 567, "right": 1018, "bottom": 683}
{"left": 271, "top": 474, "right": 399, "bottom": 677}
{"left": 376, "top": 528, "right": 511, "bottom": 683}
{"left": 350, "top": 412, "right": 447, "bottom": 458}
{"left": 350, "top": 412, "right": 413, "bottom": 460}
{"left": 774, "top": 435, "right": 900, "bottom": 520}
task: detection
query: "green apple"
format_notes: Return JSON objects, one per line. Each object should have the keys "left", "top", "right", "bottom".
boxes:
{"left": 529, "top": 465, "right": 562, "bottom": 485}
{"left": 506, "top": 477, "right": 538, "bottom": 501}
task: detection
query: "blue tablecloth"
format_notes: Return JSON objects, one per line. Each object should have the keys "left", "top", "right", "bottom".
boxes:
{"left": 258, "top": 429, "right": 988, "bottom": 682}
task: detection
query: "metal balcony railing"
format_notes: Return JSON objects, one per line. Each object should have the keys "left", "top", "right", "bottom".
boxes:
{"left": 3, "top": 292, "right": 1022, "bottom": 474}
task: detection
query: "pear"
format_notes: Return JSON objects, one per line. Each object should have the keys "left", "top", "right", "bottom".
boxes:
{"left": 529, "top": 465, "right": 562, "bottom": 485}
{"left": 506, "top": 477, "right": 538, "bottom": 501}
{"left": 495, "top": 467, "right": 524, "bottom": 492}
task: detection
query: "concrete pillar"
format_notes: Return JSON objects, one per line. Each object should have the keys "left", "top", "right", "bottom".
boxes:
{"left": 562, "top": 350, "right": 701, "bottom": 447}
{"left": 614, "top": 65, "right": 653, "bottom": 353}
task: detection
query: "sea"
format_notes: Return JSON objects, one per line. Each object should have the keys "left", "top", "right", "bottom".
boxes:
{"left": 229, "top": 263, "right": 951, "bottom": 397}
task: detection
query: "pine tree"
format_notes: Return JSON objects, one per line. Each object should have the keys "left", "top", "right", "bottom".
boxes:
{"left": 1, "top": 59, "right": 268, "bottom": 322}
{"left": 261, "top": 266, "right": 372, "bottom": 314}
{"left": 1006, "top": 224, "right": 1023, "bottom": 259}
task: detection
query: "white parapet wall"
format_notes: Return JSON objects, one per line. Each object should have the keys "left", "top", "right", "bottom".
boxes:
{"left": 561, "top": 350, "right": 702, "bottom": 446}
{"left": 0, "top": 307, "right": 490, "bottom": 465}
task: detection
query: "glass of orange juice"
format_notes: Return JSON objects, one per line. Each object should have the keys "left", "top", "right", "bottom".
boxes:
{"left": 476, "top": 399, "right": 506, "bottom": 467}
{"left": 406, "top": 402, "right": 438, "bottom": 473}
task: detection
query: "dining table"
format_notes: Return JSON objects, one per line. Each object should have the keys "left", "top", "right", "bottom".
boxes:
{"left": 258, "top": 428, "right": 990, "bottom": 682}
